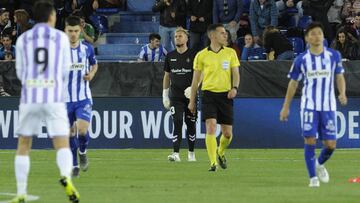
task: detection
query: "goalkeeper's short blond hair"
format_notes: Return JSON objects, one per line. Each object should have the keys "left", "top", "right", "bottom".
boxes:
{"left": 175, "top": 27, "right": 189, "bottom": 36}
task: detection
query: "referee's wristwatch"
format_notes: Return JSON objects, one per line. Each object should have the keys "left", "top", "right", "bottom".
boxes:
{"left": 232, "top": 86, "right": 238, "bottom": 91}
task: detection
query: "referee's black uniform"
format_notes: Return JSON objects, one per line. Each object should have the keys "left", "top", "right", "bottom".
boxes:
{"left": 164, "top": 48, "right": 197, "bottom": 153}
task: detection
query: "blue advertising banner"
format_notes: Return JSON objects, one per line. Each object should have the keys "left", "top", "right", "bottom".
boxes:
{"left": 0, "top": 97, "right": 359, "bottom": 149}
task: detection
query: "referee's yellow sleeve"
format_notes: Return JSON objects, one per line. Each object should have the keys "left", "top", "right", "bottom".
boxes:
{"left": 230, "top": 49, "right": 240, "bottom": 68}
{"left": 193, "top": 52, "right": 203, "bottom": 71}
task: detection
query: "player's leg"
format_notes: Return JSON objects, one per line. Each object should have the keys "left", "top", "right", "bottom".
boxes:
{"left": 12, "top": 136, "right": 33, "bottom": 202}
{"left": 12, "top": 104, "right": 39, "bottom": 202}
{"left": 216, "top": 94, "right": 234, "bottom": 169}
{"left": 46, "top": 103, "right": 79, "bottom": 202}
{"left": 69, "top": 124, "right": 80, "bottom": 177}
{"left": 316, "top": 111, "right": 337, "bottom": 183}
{"left": 205, "top": 119, "right": 218, "bottom": 171}
{"left": 302, "top": 110, "right": 319, "bottom": 187}
{"left": 74, "top": 100, "right": 92, "bottom": 171}
{"left": 184, "top": 103, "right": 196, "bottom": 161}
{"left": 67, "top": 102, "right": 79, "bottom": 176}
{"left": 217, "top": 125, "right": 233, "bottom": 169}
{"left": 168, "top": 100, "right": 183, "bottom": 162}
{"left": 202, "top": 92, "right": 218, "bottom": 171}
{"left": 53, "top": 136, "right": 80, "bottom": 202}
{"left": 76, "top": 119, "right": 90, "bottom": 171}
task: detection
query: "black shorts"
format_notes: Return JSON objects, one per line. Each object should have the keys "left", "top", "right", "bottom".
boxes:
{"left": 201, "top": 91, "right": 233, "bottom": 125}
{"left": 170, "top": 97, "right": 196, "bottom": 122}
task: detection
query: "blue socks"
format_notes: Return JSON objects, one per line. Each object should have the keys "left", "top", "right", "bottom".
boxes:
{"left": 304, "top": 144, "right": 316, "bottom": 178}
{"left": 69, "top": 136, "right": 79, "bottom": 167}
{"left": 318, "top": 148, "right": 335, "bottom": 165}
{"left": 78, "top": 132, "right": 90, "bottom": 154}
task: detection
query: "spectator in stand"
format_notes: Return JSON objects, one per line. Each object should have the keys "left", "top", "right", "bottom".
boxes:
{"left": 328, "top": 0, "right": 344, "bottom": 35}
{"left": 188, "top": 0, "right": 213, "bottom": 52}
{"left": 276, "top": 0, "right": 303, "bottom": 27}
{"left": 346, "top": 12, "right": 360, "bottom": 40}
{"left": 225, "top": 29, "right": 241, "bottom": 59}
{"left": 263, "top": 26, "right": 294, "bottom": 60}
{"left": 152, "top": 0, "right": 187, "bottom": 52}
{"left": 249, "top": 0, "right": 278, "bottom": 45}
{"left": 241, "top": 33, "right": 265, "bottom": 60}
{"left": 0, "top": 8, "right": 11, "bottom": 36}
{"left": 213, "top": 0, "right": 243, "bottom": 43}
{"left": 331, "top": 28, "right": 358, "bottom": 59}
{"left": 302, "top": 0, "right": 335, "bottom": 42}
{"left": 341, "top": 0, "right": 360, "bottom": 23}
{"left": 138, "top": 33, "right": 168, "bottom": 62}
{"left": 73, "top": 11, "right": 95, "bottom": 44}
{"left": 12, "top": 9, "right": 32, "bottom": 42}
{"left": 0, "top": 34, "right": 15, "bottom": 60}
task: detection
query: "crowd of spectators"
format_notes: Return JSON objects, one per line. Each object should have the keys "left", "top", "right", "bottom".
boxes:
{"left": 149, "top": 0, "right": 360, "bottom": 62}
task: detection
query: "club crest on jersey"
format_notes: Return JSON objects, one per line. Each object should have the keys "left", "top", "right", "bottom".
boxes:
{"left": 304, "top": 123, "right": 312, "bottom": 131}
{"left": 322, "top": 58, "right": 330, "bottom": 66}
{"left": 325, "top": 120, "right": 336, "bottom": 132}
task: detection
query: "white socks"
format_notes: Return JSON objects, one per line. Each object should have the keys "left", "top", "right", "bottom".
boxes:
{"left": 15, "top": 155, "right": 30, "bottom": 196}
{"left": 56, "top": 148, "right": 73, "bottom": 178}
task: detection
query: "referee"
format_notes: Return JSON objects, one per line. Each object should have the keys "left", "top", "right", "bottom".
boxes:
{"left": 188, "top": 24, "right": 240, "bottom": 171}
{"left": 163, "top": 28, "right": 198, "bottom": 162}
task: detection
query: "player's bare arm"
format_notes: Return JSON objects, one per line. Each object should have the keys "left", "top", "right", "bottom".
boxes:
{"left": 228, "top": 66, "right": 240, "bottom": 99}
{"left": 188, "top": 70, "right": 202, "bottom": 114}
{"left": 336, "top": 73, "right": 347, "bottom": 106}
{"left": 84, "top": 64, "right": 98, "bottom": 81}
{"left": 280, "top": 79, "right": 298, "bottom": 121}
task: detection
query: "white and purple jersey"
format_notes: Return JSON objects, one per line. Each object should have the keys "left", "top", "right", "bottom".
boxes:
{"left": 288, "top": 47, "right": 344, "bottom": 111}
{"left": 15, "top": 23, "right": 71, "bottom": 104}
{"left": 65, "top": 41, "right": 97, "bottom": 103}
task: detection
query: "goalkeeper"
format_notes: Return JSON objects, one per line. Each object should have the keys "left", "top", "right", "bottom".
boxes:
{"left": 162, "top": 27, "right": 198, "bottom": 162}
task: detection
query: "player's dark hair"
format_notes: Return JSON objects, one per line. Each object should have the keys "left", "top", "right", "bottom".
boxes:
{"left": 32, "top": 1, "right": 55, "bottom": 23}
{"left": 66, "top": 16, "right": 81, "bottom": 26}
{"left": 207, "top": 23, "right": 224, "bottom": 34}
{"left": 1, "top": 34, "right": 11, "bottom": 40}
{"left": 305, "top": 22, "right": 324, "bottom": 36}
{"left": 149, "top": 33, "right": 161, "bottom": 42}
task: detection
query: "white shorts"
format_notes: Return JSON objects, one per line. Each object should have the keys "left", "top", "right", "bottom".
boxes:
{"left": 16, "top": 103, "right": 70, "bottom": 137}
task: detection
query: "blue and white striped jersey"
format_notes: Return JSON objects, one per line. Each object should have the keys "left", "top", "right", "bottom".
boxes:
{"left": 288, "top": 47, "right": 344, "bottom": 111}
{"left": 139, "top": 44, "right": 167, "bottom": 62}
{"left": 65, "top": 41, "right": 97, "bottom": 103}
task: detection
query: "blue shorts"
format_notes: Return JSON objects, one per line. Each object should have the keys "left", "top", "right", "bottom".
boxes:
{"left": 300, "top": 109, "right": 337, "bottom": 140}
{"left": 66, "top": 99, "right": 92, "bottom": 126}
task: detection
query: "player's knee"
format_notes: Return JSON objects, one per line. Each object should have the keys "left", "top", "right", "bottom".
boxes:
{"left": 78, "top": 128, "right": 88, "bottom": 136}
{"left": 222, "top": 132, "right": 232, "bottom": 139}
{"left": 304, "top": 137, "right": 316, "bottom": 145}
{"left": 326, "top": 144, "right": 336, "bottom": 150}
{"left": 206, "top": 124, "right": 217, "bottom": 134}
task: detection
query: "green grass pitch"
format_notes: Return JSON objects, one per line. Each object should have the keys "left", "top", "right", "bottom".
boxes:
{"left": 1, "top": 149, "right": 360, "bottom": 203}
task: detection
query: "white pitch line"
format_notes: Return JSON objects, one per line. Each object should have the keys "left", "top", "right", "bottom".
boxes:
{"left": 0, "top": 192, "right": 39, "bottom": 203}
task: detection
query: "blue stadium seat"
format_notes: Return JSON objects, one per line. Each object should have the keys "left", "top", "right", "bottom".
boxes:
{"left": 105, "top": 33, "right": 150, "bottom": 44}
{"left": 237, "top": 37, "right": 245, "bottom": 50}
{"left": 243, "top": 0, "right": 251, "bottom": 14}
{"left": 119, "top": 11, "right": 159, "bottom": 22}
{"left": 247, "top": 47, "right": 266, "bottom": 60}
{"left": 298, "top": 15, "right": 312, "bottom": 30}
{"left": 97, "top": 44, "right": 144, "bottom": 55}
{"left": 89, "top": 14, "right": 108, "bottom": 34}
{"left": 112, "top": 21, "right": 159, "bottom": 33}
{"left": 288, "top": 37, "right": 304, "bottom": 56}
{"left": 95, "top": 8, "right": 122, "bottom": 15}
{"left": 127, "top": 0, "right": 155, "bottom": 11}
{"left": 96, "top": 54, "right": 139, "bottom": 62}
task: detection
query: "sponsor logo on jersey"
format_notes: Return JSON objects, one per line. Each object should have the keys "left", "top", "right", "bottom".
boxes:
{"left": 307, "top": 70, "right": 330, "bottom": 79}
{"left": 26, "top": 79, "right": 55, "bottom": 88}
{"left": 70, "top": 63, "right": 85, "bottom": 70}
